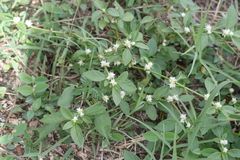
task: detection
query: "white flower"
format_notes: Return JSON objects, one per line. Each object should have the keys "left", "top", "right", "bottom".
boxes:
{"left": 131, "top": 58, "right": 137, "bottom": 65}
{"left": 13, "top": 17, "right": 21, "bottom": 23}
{"left": 105, "top": 48, "right": 112, "bottom": 53}
{"left": 167, "top": 96, "right": 174, "bottom": 102}
{"left": 72, "top": 116, "right": 78, "bottom": 123}
{"left": 138, "top": 87, "right": 142, "bottom": 91}
{"left": 85, "top": 49, "right": 91, "bottom": 54}
{"left": 173, "top": 94, "right": 179, "bottom": 101}
{"left": 222, "top": 147, "right": 228, "bottom": 153}
{"left": 169, "top": 77, "right": 177, "bottom": 88}
{"left": 229, "top": 88, "right": 234, "bottom": 93}
{"left": 146, "top": 95, "right": 153, "bottom": 102}
{"left": 181, "top": 13, "right": 186, "bottom": 17}
{"left": 205, "top": 24, "right": 212, "bottom": 34}
{"left": 131, "top": 41, "right": 136, "bottom": 46}
{"left": 78, "top": 60, "right": 84, "bottom": 66}
{"left": 106, "top": 72, "right": 115, "bottom": 80}
{"left": 113, "top": 44, "right": 119, "bottom": 51}
{"left": 25, "top": 20, "right": 32, "bottom": 27}
{"left": 186, "top": 122, "right": 191, "bottom": 128}
{"left": 69, "top": 63, "right": 73, "bottom": 67}
{"left": 180, "top": 114, "right": 186, "bottom": 123}
{"left": 144, "top": 62, "right": 153, "bottom": 71}
{"left": 124, "top": 39, "right": 132, "bottom": 48}
{"left": 232, "top": 97, "right": 237, "bottom": 104}
{"left": 220, "top": 140, "right": 228, "bottom": 145}
{"left": 101, "top": 60, "right": 110, "bottom": 67}
{"left": 77, "top": 108, "right": 84, "bottom": 117}
{"left": 204, "top": 93, "right": 210, "bottom": 100}
{"left": 184, "top": 27, "right": 190, "bottom": 33}
{"left": 114, "top": 61, "right": 121, "bottom": 66}
{"left": 102, "top": 95, "right": 109, "bottom": 103}
{"left": 111, "top": 19, "right": 117, "bottom": 23}
{"left": 214, "top": 102, "right": 222, "bottom": 109}
{"left": 110, "top": 79, "right": 117, "bottom": 86}
{"left": 120, "top": 91, "right": 125, "bottom": 99}
{"left": 222, "top": 29, "right": 233, "bottom": 37}
{"left": 98, "top": 54, "right": 104, "bottom": 60}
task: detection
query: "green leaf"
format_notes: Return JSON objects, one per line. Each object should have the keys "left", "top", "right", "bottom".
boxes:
{"left": 82, "top": 116, "right": 92, "bottom": 124}
{"left": 117, "top": 19, "right": 124, "bottom": 29}
{"left": 120, "top": 100, "right": 130, "bottom": 114}
{"left": 124, "top": 150, "right": 141, "bottom": 160}
{"left": 163, "top": 132, "right": 179, "bottom": 141}
{"left": 16, "top": 23, "right": 26, "bottom": 33}
{"left": 71, "top": 125, "right": 84, "bottom": 148}
{"left": 84, "top": 103, "right": 106, "bottom": 115}
{"left": 32, "top": 98, "right": 42, "bottom": 111}
{"left": 95, "top": 112, "right": 111, "bottom": 137}
{"left": 228, "top": 149, "right": 240, "bottom": 157}
{"left": 53, "top": 7, "right": 63, "bottom": 14}
{"left": 18, "top": 73, "right": 32, "bottom": 84}
{"left": 40, "top": 112, "right": 67, "bottom": 124}
{"left": 153, "top": 85, "right": 169, "bottom": 99}
{"left": 147, "top": 39, "right": 157, "bottom": 56}
{"left": 13, "top": 123, "right": 27, "bottom": 136}
{"left": 62, "top": 121, "right": 73, "bottom": 130}
{"left": 135, "top": 42, "right": 149, "bottom": 50}
{"left": 34, "top": 77, "right": 48, "bottom": 84}
{"left": 44, "top": 2, "right": 53, "bottom": 12}
{"left": 109, "top": 133, "right": 124, "bottom": 141}
{"left": 39, "top": 123, "right": 58, "bottom": 139}
{"left": 118, "top": 79, "right": 137, "bottom": 93}
{"left": 92, "top": 10, "right": 102, "bottom": 21}
{"left": 122, "top": 49, "right": 132, "bottom": 66}
{"left": 121, "top": 12, "right": 134, "bottom": 22}
{"left": 179, "top": 95, "right": 194, "bottom": 102}
{"left": 205, "top": 77, "right": 215, "bottom": 93}
{"left": 58, "top": 85, "right": 74, "bottom": 108}
{"left": 232, "top": 36, "right": 240, "bottom": 50}
{"left": 34, "top": 83, "right": 49, "bottom": 93}
{"left": 146, "top": 105, "right": 157, "bottom": 120}
{"left": 93, "top": 0, "right": 105, "bottom": 10}
{"left": 140, "top": 16, "right": 153, "bottom": 24}
{"left": 107, "top": 8, "right": 120, "bottom": 17}
{"left": 143, "top": 131, "right": 159, "bottom": 142}
{"left": 99, "top": 19, "right": 106, "bottom": 30}
{"left": 27, "top": 110, "right": 34, "bottom": 121}
{"left": 116, "top": 71, "right": 128, "bottom": 83}
{"left": 0, "top": 134, "right": 13, "bottom": 145}
{"left": 60, "top": 107, "right": 73, "bottom": 120}
{"left": 226, "top": 5, "right": 238, "bottom": 28}
{"left": 155, "top": 118, "right": 176, "bottom": 132}
{"left": 0, "top": 87, "right": 6, "bottom": 98}
{"left": 83, "top": 70, "right": 106, "bottom": 81}
{"left": 201, "top": 148, "right": 219, "bottom": 157}
{"left": 112, "top": 87, "right": 121, "bottom": 106}
{"left": 18, "top": 85, "right": 32, "bottom": 96}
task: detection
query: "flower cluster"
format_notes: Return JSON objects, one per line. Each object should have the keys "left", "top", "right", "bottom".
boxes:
{"left": 146, "top": 95, "right": 153, "bottom": 102}
{"left": 105, "top": 48, "right": 113, "bottom": 53}
{"left": 77, "top": 108, "right": 84, "bottom": 117}
{"left": 180, "top": 12, "right": 186, "bottom": 17}
{"left": 220, "top": 139, "right": 228, "bottom": 153}
{"left": 222, "top": 29, "right": 233, "bottom": 37}
{"left": 106, "top": 72, "right": 115, "bottom": 80}
{"left": 13, "top": 17, "right": 33, "bottom": 27}
{"left": 213, "top": 102, "right": 222, "bottom": 109}
{"left": 180, "top": 114, "right": 191, "bottom": 128}
{"left": 184, "top": 27, "right": 190, "bottom": 33}
{"left": 169, "top": 77, "right": 177, "bottom": 88}
{"left": 144, "top": 62, "right": 153, "bottom": 74}
{"left": 101, "top": 60, "right": 110, "bottom": 67}
{"left": 204, "top": 93, "right": 210, "bottom": 100}
{"left": 162, "top": 39, "right": 167, "bottom": 46}
{"left": 167, "top": 94, "right": 179, "bottom": 102}
{"left": 232, "top": 97, "right": 237, "bottom": 104}
{"left": 124, "top": 39, "right": 135, "bottom": 48}
{"left": 120, "top": 91, "right": 126, "bottom": 99}
{"left": 113, "top": 44, "right": 120, "bottom": 52}
{"left": 85, "top": 49, "right": 91, "bottom": 54}
{"left": 78, "top": 60, "right": 84, "bottom": 66}
{"left": 102, "top": 94, "right": 109, "bottom": 103}
{"left": 204, "top": 24, "right": 212, "bottom": 34}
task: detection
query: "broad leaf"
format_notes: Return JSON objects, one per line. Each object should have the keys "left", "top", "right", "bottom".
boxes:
{"left": 18, "top": 85, "right": 32, "bottom": 96}
{"left": 18, "top": 73, "right": 32, "bottom": 84}
{"left": 95, "top": 112, "right": 111, "bottom": 137}
{"left": 71, "top": 125, "right": 84, "bottom": 148}
{"left": 84, "top": 103, "right": 106, "bottom": 115}
{"left": 40, "top": 112, "right": 67, "bottom": 124}
{"left": 122, "top": 49, "right": 132, "bottom": 66}
{"left": 112, "top": 86, "right": 121, "bottom": 106}
{"left": 118, "top": 79, "right": 137, "bottom": 93}
{"left": 32, "top": 98, "right": 42, "bottom": 111}
{"left": 58, "top": 85, "right": 74, "bottom": 108}
{"left": 83, "top": 70, "right": 105, "bottom": 81}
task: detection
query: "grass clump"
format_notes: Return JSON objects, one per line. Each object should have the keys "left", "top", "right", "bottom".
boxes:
{"left": 0, "top": 0, "right": 240, "bottom": 159}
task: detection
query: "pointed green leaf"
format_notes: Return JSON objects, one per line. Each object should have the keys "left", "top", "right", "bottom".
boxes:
{"left": 71, "top": 125, "right": 84, "bottom": 148}
{"left": 83, "top": 70, "right": 105, "bottom": 81}
{"left": 32, "top": 98, "right": 42, "bottom": 111}
{"left": 58, "top": 85, "right": 74, "bottom": 108}
{"left": 18, "top": 85, "right": 32, "bottom": 96}
{"left": 122, "top": 49, "right": 132, "bottom": 66}
{"left": 18, "top": 73, "right": 32, "bottom": 84}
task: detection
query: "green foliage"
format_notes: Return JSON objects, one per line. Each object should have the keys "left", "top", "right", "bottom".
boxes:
{"left": 1, "top": 0, "right": 240, "bottom": 159}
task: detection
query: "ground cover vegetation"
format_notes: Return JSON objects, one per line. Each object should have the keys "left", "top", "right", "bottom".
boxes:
{"left": 0, "top": 0, "right": 240, "bottom": 159}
